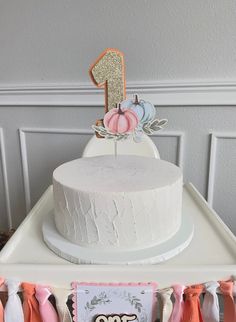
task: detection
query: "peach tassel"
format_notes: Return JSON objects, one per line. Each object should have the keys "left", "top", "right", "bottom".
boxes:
{"left": 219, "top": 281, "right": 236, "bottom": 322}
{"left": 182, "top": 284, "right": 204, "bottom": 322}
{"left": 21, "top": 282, "right": 42, "bottom": 322}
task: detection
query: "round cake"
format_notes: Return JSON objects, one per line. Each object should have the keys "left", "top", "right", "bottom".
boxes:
{"left": 53, "top": 155, "right": 183, "bottom": 251}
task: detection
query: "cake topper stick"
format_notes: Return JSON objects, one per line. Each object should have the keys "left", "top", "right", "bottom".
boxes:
{"left": 114, "top": 140, "right": 117, "bottom": 158}
{"left": 89, "top": 48, "right": 126, "bottom": 113}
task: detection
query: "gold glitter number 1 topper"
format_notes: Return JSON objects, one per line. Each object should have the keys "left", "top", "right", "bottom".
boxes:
{"left": 89, "top": 48, "right": 126, "bottom": 113}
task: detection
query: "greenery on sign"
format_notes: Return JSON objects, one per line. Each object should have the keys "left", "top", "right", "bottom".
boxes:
{"left": 125, "top": 293, "right": 143, "bottom": 313}
{"left": 85, "top": 292, "right": 111, "bottom": 312}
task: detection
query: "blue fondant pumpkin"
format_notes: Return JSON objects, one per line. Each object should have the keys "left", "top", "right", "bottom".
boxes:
{"left": 121, "top": 94, "right": 156, "bottom": 124}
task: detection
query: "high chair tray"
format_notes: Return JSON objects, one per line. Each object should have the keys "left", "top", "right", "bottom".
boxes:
{"left": 0, "top": 183, "right": 235, "bottom": 288}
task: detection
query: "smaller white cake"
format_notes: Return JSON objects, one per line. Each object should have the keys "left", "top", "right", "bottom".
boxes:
{"left": 53, "top": 155, "right": 183, "bottom": 251}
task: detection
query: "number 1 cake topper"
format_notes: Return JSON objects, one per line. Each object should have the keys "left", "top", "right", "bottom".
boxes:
{"left": 89, "top": 48, "right": 126, "bottom": 113}
{"left": 90, "top": 48, "right": 168, "bottom": 144}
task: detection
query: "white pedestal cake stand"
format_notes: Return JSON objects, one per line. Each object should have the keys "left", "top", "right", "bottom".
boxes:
{"left": 42, "top": 210, "right": 194, "bottom": 265}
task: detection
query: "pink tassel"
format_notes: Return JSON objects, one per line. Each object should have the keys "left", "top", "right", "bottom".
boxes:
{"left": 35, "top": 286, "right": 59, "bottom": 322}
{"left": 169, "top": 284, "right": 185, "bottom": 322}
{"left": 0, "top": 278, "right": 4, "bottom": 322}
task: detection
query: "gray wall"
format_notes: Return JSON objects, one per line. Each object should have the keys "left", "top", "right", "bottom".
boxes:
{"left": 0, "top": 0, "right": 236, "bottom": 235}
{"left": 1, "top": 0, "right": 236, "bottom": 85}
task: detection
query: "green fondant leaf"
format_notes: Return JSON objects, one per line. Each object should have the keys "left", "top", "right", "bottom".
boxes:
{"left": 158, "top": 119, "right": 168, "bottom": 126}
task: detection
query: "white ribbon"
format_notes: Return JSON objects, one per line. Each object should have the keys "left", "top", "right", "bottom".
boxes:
{"left": 51, "top": 287, "right": 72, "bottom": 322}
{"left": 4, "top": 279, "right": 24, "bottom": 322}
{"left": 202, "top": 281, "right": 220, "bottom": 322}
{"left": 158, "top": 287, "right": 173, "bottom": 322}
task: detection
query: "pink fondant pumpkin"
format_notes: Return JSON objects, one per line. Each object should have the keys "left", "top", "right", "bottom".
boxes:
{"left": 104, "top": 104, "right": 139, "bottom": 134}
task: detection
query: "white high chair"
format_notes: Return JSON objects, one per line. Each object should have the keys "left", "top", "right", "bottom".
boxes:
{"left": 82, "top": 134, "right": 160, "bottom": 158}
{"left": 0, "top": 131, "right": 235, "bottom": 290}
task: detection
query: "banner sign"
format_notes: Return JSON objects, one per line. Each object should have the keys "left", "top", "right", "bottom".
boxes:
{"left": 72, "top": 283, "right": 157, "bottom": 322}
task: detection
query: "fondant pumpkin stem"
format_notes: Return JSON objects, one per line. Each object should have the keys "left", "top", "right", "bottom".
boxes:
{"left": 134, "top": 94, "right": 139, "bottom": 105}
{"left": 117, "top": 103, "right": 124, "bottom": 115}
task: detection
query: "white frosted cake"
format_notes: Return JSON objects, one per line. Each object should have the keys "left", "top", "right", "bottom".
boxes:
{"left": 53, "top": 155, "right": 183, "bottom": 251}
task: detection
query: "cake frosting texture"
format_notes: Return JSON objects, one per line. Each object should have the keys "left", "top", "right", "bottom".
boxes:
{"left": 53, "top": 155, "right": 183, "bottom": 250}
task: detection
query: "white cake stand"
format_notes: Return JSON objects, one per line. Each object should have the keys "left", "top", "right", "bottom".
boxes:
{"left": 42, "top": 210, "right": 194, "bottom": 265}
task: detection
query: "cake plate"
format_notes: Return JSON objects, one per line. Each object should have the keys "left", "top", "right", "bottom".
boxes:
{"left": 42, "top": 210, "right": 194, "bottom": 265}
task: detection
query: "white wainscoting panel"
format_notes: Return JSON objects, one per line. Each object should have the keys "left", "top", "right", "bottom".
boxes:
{"left": 0, "top": 128, "right": 11, "bottom": 230}
{"left": 19, "top": 128, "right": 93, "bottom": 212}
{"left": 208, "top": 133, "right": 236, "bottom": 234}
{"left": 0, "top": 93, "right": 235, "bottom": 236}
{"left": 151, "top": 132, "right": 184, "bottom": 168}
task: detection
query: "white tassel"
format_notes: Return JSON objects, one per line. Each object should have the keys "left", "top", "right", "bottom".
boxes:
{"left": 4, "top": 279, "right": 24, "bottom": 322}
{"left": 158, "top": 287, "right": 173, "bottom": 322}
{"left": 51, "top": 287, "right": 72, "bottom": 322}
{"left": 202, "top": 281, "right": 220, "bottom": 322}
